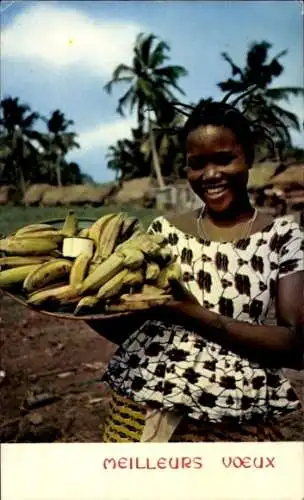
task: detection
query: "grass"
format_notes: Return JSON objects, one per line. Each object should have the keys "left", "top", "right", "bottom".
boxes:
{"left": 0, "top": 205, "right": 162, "bottom": 236}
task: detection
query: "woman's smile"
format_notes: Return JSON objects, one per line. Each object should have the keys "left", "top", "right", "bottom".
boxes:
{"left": 202, "top": 182, "right": 229, "bottom": 199}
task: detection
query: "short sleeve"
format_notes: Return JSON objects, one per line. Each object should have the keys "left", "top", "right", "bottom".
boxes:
{"left": 147, "top": 216, "right": 166, "bottom": 236}
{"left": 278, "top": 221, "right": 304, "bottom": 278}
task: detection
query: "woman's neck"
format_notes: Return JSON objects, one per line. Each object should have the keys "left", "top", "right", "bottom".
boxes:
{"left": 205, "top": 196, "right": 254, "bottom": 228}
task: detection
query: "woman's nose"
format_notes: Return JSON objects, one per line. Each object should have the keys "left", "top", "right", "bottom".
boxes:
{"left": 202, "top": 163, "right": 221, "bottom": 179}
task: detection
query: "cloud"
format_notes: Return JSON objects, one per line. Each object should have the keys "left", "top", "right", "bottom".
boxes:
{"left": 2, "top": 4, "right": 143, "bottom": 77}
{"left": 69, "top": 116, "right": 138, "bottom": 156}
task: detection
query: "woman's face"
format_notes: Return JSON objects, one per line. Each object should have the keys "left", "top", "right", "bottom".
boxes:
{"left": 186, "top": 125, "right": 249, "bottom": 213}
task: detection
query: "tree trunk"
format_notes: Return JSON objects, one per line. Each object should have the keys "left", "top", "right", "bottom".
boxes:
{"left": 55, "top": 154, "right": 62, "bottom": 187}
{"left": 19, "top": 165, "right": 26, "bottom": 197}
{"left": 149, "top": 119, "right": 165, "bottom": 189}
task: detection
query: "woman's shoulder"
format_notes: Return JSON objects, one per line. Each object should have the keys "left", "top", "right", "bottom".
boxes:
{"left": 253, "top": 212, "right": 302, "bottom": 237}
{"left": 159, "top": 210, "right": 199, "bottom": 237}
{"left": 268, "top": 214, "right": 303, "bottom": 234}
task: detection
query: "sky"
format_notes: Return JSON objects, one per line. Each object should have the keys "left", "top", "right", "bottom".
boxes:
{"left": 1, "top": 0, "right": 303, "bottom": 183}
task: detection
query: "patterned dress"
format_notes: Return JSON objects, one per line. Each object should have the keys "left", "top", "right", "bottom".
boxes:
{"left": 104, "top": 215, "right": 303, "bottom": 425}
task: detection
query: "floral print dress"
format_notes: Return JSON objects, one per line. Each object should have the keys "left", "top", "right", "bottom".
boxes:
{"left": 104, "top": 215, "right": 303, "bottom": 424}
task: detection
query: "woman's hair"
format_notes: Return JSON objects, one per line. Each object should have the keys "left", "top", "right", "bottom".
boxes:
{"left": 180, "top": 100, "right": 255, "bottom": 167}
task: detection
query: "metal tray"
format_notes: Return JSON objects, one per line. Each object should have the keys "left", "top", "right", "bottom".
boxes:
{"left": 0, "top": 217, "right": 140, "bottom": 321}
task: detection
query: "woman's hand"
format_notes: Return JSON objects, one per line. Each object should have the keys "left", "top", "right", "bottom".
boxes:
{"left": 155, "top": 279, "right": 203, "bottom": 326}
{"left": 167, "top": 278, "right": 200, "bottom": 304}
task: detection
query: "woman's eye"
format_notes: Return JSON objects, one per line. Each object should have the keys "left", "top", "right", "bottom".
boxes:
{"left": 187, "top": 157, "right": 206, "bottom": 170}
{"left": 187, "top": 153, "right": 235, "bottom": 169}
{"left": 215, "top": 153, "right": 234, "bottom": 165}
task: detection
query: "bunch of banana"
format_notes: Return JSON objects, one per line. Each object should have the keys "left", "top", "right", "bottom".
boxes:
{"left": 0, "top": 209, "right": 182, "bottom": 316}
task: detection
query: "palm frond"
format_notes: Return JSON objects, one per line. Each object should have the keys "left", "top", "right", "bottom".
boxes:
{"left": 149, "top": 41, "right": 170, "bottom": 68}
{"left": 266, "top": 87, "right": 304, "bottom": 101}
{"left": 104, "top": 75, "right": 133, "bottom": 94}
{"left": 217, "top": 79, "right": 247, "bottom": 94}
{"left": 116, "top": 87, "right": 135, "bottom": 116}
{"left": 112, "top": 64, "right": 134, "bottom": 80}
{"left": 139, "top": 33, "right": 158, "bottom": 66}
{"left": 154, "top": 65, "right": 188, "bottom": 80}
{"left": 220, "top": 52, "right": 243, "bottom": 77}
{"left": 270, "top": 104, "right": 301, "bottom": 131}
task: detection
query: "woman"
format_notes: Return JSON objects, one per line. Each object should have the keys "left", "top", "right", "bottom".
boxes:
{"left": 91, "top": 101, "right": 303, "bottom": 442}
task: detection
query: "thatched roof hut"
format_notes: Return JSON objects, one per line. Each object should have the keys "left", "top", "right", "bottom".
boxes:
{"left": 112, "top": 177, "right": 154, "bottom": 205}
{"left": 41, "top": 186, "right": 66, "bottom": 206}
{"left": 23, "top": 184, "right": 52, "bottom": 206}
{"left": 41, "top": 183, "right": 117, "bottom": 206}
{"left": 61, "top": 184, "right": 116, "bottom": 206}
{"left": 0, "top": 185, "right": 16, "bottom": 205}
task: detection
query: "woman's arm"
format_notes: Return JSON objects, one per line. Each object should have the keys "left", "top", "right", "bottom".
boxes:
{"left": 164, "top": 271, "right": 304, "bottom": 370}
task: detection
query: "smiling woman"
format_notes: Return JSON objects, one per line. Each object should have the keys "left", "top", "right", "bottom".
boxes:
{"left": 95, "top": 100, "right": 304, "bottom": 443}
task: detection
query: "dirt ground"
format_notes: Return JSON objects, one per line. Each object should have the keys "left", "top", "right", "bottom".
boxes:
{"left": 0, "top": 291, "right": 303, "bottom": 443}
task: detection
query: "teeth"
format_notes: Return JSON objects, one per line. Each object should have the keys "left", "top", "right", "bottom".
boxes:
{"left": 206, "top": 186, "right": 227, "bottom": 194}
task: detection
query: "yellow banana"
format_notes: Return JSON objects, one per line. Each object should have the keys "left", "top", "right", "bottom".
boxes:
{"left": 88, "top": 213, "right": 117, "bottom": 252}
{"left": 118, "top": 233, "right": 161, "bottom": 258}
{"left": 14, "top": 224, "right": 54, "bottom": 236}
{"left": 156, "top": 261, "right": 181, "bottom": 290}
{"left": 96, "top": 213, "right": 125, "bottom": 261}
{"left": 80, "top": 253, "right": 125, "bottom": 294}
{"left": 119, "top": 216, "right": 141, "bottom": 242}
{"left": 0, "top": 256, "right": 51, "bottom": 269}
{"left": 0, "top": 264, "right": 40, "bottom": 289}
{"left": 74, "top": 295, "right": 100, "bottom": 316}
{"left": 145, "top": 262, "right": 160, "bottom": 281}
{"left": 151, "top": 234, "right": 167, "bottom": 246}
{"left": 96, "top": 268, "right": 129, "bottom": 300}
{"left": 27, "top": 280, "right": 69, "bottom": 298}
{"left": 27, "top": 285, "right": 77, "bottom": 306}
{"left": 116, "top": 247, "right": 145, "bottom": 270}
{"left": 123, "top": 269, "right": 144, "bottom": 287}
{"left": 78, "top": 228, "right": 90, "bottom": 238}
{"left": 120, "top": 286, "right": 169, "bottom": 302}
{"left": 158, "top": 247, "right": 173, "bottom": 264}
{"left": 61, "top": 211, "right": 78, "bottom": 237}
{"left": 69, "top": 247, "right": 94, "bottom": 291}
{"left": 14, "top": 230, "right": 64, "bottom": 244}
{"left": 0, "top": 237, "right": 58, "bottom": 256}
{"left": 23, "top": 259, "right": 73, "bottom": 293}
{"left": 106, "top": 292, "right": 171, "bottom": 312}
{"left": 105, "top": 302, "right": 150, "bottom": 312}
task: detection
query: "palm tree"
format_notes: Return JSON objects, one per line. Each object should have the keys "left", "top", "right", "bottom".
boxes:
{"left": 104, "top": 32, "right": 187, "bottom": 187}
{"left": 218, "top": 41, "right": 304, "bottom": 159}
{"left": 140, "top": 112, "right": 186, "bottom": 180}
{"left": 42, "top": 110, "right": 80, "bottom": 186}
{"left": 0, "top": 97, "right": 42, "bottom": 193}
{"left": 106, "top": 128, "right": 150, "bottom": 181}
